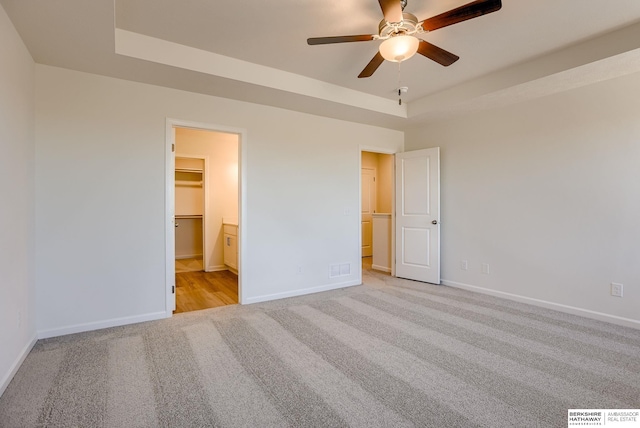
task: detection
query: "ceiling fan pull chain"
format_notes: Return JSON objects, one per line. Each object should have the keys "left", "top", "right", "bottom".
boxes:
{"left": 398, "top": 62, "right": 402, "bottom": 105}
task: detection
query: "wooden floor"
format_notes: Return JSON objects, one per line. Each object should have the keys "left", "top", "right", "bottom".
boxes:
{"left": 174, "top": 269, "right": 238, "bottom": 313}
{"left": 176, "top": 258, "right": 379, "bottom": 314}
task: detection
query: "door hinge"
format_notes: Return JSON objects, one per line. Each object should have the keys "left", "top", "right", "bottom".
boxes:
{"left": 172, "top": 285, "right": 175, "bottom": 294}
{"left": 171, "top": 144, "right": 175, "bottom": 152}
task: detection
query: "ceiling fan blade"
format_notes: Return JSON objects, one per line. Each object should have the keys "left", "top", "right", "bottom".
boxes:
{"left": 378, "top": 0, "right": 403, "bottom": 23}
{"left": 358, "top": 52, "right": 385, "bottom": 78}
{"left": 417, "top": 40, "right": 460, "bottom": 66}
{"left": 307, "top": 35, "right": 377, "bottom": 45}
{"left": 420, "top": 0, "right": 502, "bottom": 32}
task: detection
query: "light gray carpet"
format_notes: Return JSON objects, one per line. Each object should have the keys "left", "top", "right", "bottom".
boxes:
{"left": 1, "top": 269, "right": 639, "bottom": 427}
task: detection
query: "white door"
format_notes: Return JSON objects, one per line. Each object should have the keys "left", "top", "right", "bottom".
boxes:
{"left": 395, "top": 148, "right": 440, "bottom": 284}
{"left": 361, "top": 168, "right": 376, "bottom": 257}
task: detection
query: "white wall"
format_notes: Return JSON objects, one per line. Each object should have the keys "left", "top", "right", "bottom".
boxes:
{"left": 0, "top": 4, "right": 36, "bottom": 395}
{"left": 35, "top": 65, "right": 403, "bottom": 336}
{"left": 175, "top": 128, "right": 238, "bottom": 271}
{"left": 405, "top": 72, "right": 640, "bottom": 327}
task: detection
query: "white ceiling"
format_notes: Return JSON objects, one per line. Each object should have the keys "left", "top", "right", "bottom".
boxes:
{"left": 3, "top": 0, "right": 640, "bottom": 129}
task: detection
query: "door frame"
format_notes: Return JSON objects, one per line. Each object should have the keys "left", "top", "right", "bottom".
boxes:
{"left": 165, "top": 118, "right": 247, "bottom": 316}
{"left": 359, "top": 146, "right": 397, "bottom": 278}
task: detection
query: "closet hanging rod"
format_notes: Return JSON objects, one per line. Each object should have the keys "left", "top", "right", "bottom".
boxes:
{"left": 175, "top": 180, "right": 203, "bottom": 187}
{"left": 175, "top": 167, "right": 203, "bottom": 173}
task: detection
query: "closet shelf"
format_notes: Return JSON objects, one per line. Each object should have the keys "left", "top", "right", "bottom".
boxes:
{"left": 175, "top": 214, "right": 203, "bottom": 219}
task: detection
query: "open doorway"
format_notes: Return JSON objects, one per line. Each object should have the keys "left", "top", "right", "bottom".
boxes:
{"left": 361, "top": 151, "right": 394, "bottom": 276}
{"left": 173, "top": 127, "right": 239, "bottom": 313}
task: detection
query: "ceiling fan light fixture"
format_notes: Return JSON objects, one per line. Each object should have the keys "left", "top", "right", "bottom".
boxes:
{"left": 379, "top": 34, "right": 419, "bottom": 62}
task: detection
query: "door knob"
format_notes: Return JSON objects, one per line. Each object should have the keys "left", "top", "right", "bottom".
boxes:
{"left": 175, "top": 223, "right": 179, "bottom": 228}
{"left": 432, "top": 220, "right": 438, "bottom": 225}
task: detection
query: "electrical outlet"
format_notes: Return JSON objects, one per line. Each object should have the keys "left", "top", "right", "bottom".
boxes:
{"left": 481, "top": 263, "right": 490, "bottom": 274}
{"left": 611, "top": 283, "right": 623, "bottom": 297}
{"left": 460, "top": 260, "right": 468, "bottom": 270}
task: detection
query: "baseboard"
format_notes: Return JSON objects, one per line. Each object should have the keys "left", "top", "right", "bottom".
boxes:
{"left": 244, "top": 279, "right": 361, "bottom": 305}
{"left": 205, "top": 264, "right": 227, "bottom": 272}
{"left": 176, "top": 254, "right": 203, "bottom": 260}
{"left": 1, "top": 333, "right": 37, "bottom": 397}
{"left": 37, "top": 311, "right": 168, "bottom": 339}
{"left": 442, "top": 279, "right": 640, "bottom": 330}
{"left": 372, "top": 264, "right": 392, "bottom": 273}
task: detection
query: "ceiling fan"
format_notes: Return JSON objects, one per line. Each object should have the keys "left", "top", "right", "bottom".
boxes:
{"left": 307, "top": 0, "right": 502, "bottom": 78}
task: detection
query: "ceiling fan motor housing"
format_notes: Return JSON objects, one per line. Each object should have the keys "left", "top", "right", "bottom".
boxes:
{"left": 378, "top": 12, "right": 422, "bottom": 39}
